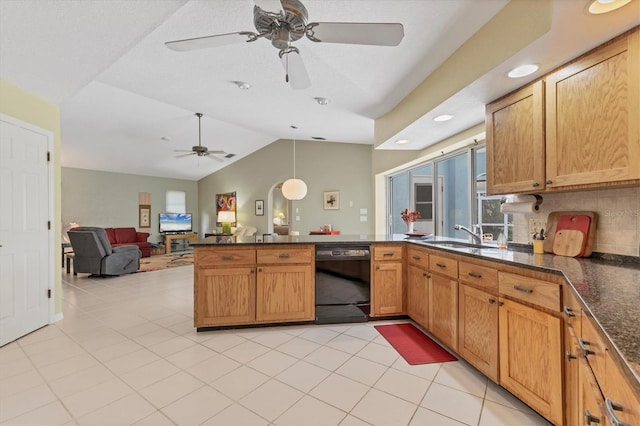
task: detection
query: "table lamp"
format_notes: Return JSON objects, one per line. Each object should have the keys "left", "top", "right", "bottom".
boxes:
{"left": 217, "top": 211, "right": 236, "bottom": 235}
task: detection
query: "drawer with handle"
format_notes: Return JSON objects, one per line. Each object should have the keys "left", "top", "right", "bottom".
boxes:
{"left": 373, "top": 245, "right": 403, "bottom": 261}
{"left": 197, "top": 248, "right": 256, "bottom": 266}
{"left": 407, "top": 246, "right": 428, "bottom": 266}
{"left": 498, "top": 271, "right": 560, "bottom": 311}
{"left": 459, "top": 261, "right": 498, "bottom": 293}
{"left": 257, "top": 246, "right": 313, "bottom": 264}
{"left": 429, "top": 254, "right": 458, "bottom": 279}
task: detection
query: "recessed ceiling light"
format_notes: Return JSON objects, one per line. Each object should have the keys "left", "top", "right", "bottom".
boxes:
{"left": 314, "top": 97, "right": 330, "bottom": 105}
{"left": 233, "top": 81, "right": 252, "bottom": 90}
{"left": 507, "top": 64, "right": 539, "bottom": 78}
{"left": 433, "top": 114, "right": 454, "bottom": 122}
{"left": 160, "top": 136, "right": 171, "bottom": 141}
{"left": 586, "top": 0, "right": 632, "bottom": 14}
{"left": 395, "top": 139, "right": 409, "bottom": 145}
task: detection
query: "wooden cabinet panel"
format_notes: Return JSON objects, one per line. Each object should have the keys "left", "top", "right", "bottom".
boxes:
{"left": 603, "top": 351, "right": 640, "bottom": 426}
{"left": 373, "top": 245, "right": 404, "bottom": 261}
{"left": 579, "top": 358, "right": 606, "bottom": 426}
{"left": 546, "top": 29, "right": 640, "bottom": 188}
{"left": 429, "top": 273, "right": 458, "bottom": 351}
{"left": 459, "top": 261, "right": 498, "bottom": 294}
{"left": 498, "top": 298, "right": 563, "bottom": 425}
{"left": 458, "top": 284, "right": 498, "bottom": 382}
{"left": 429, "top": 254, "right": 459, "bottom": 279}
{"left": 406, "top": 263, "right": 429, "bottom": 329}
{"left": 407, "top": 246, "right": 428, "bottom": 267}
{"left": 194, "top": 267, "right": 255, "bottom": 327}
{"left": 371, "top": 261, "right": 404, "bottom": 316}
{"left": 564, "top": 287, "right": 583, "bottom": 426}
{"left": 498, "top": 272, "right": 561, "bottom": 312}
{"left": 581, "top": 314, "right": 607, "bottom": 385}
{"left": 257, "top": 246, "right": 313, "bottom": 264}
{"left": 256, "top": 264, "right": 314, "bottom": 322}
{"left": 486, "top": 80, "right": 545, "bottom": 194}
{"left": 196, "top": 248, "right": 256, "bottom": 266}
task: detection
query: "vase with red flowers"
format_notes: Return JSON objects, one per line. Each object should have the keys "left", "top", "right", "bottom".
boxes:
{"left": 401, "top": 209, "right": 420, "bottom": 233}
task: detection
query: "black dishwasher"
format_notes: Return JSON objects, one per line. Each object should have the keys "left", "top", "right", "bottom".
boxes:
{"left": 315, "top": 244, "right": 370, "bottom": 324}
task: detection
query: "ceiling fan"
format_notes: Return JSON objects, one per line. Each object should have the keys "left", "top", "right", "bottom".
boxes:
{"left": 175, "top": 113, "right": 227, "bottom": 162}
{"left": 165, "top": 0, "right": 404, "bottom": 89}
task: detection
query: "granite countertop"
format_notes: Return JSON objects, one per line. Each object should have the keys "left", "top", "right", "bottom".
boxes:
{"left": 192, "top": 233, "right": 640, "bottom": 388}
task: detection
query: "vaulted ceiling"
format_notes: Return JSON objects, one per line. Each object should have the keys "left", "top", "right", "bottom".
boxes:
{"left": 1, "top": 0, "right": 638, "bottom": 180}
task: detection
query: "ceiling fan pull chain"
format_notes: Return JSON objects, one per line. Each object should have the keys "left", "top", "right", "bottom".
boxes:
{"left": 285, "top": 52, "right": 290, "bottom": 83}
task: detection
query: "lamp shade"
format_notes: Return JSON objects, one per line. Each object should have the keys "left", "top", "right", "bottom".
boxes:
{"left": 282, "top": 178, "right": 307, "bottom": 200}
{"left": 217, "top": 210, "right": 236, "bottom": 223}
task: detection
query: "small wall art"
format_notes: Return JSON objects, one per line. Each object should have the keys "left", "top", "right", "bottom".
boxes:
{"left": 139, "top": 204, "right": 151, "bottom": 228}
{"left": 323, "top": 191, "right": 340, "bottom": 210}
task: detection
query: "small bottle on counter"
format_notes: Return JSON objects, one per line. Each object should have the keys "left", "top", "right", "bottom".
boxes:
{"left": 497, "top": 231, "right": 508, "bottom": 250}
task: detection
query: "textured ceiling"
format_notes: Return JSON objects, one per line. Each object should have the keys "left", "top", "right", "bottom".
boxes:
{"left": 1, "top": 0, "right": 639, "bottom": 180}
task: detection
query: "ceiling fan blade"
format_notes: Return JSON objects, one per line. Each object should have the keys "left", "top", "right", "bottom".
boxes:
{"left": 254, "top": 0, "right": 284, "bottom": 15}
{"left": 174, "top": 149, "right": 194, "bottom": 153}
{"left": 166, "top": 31, "right": 257, "bottom": 52}
{"left": 175, "top": 152, "right": 196, "bottom": 158}
{"left": 280, "top": 49, "right": 311, "bottom": 90}
{"left": 305, "top": 22, "right": 404, "bottom": 46}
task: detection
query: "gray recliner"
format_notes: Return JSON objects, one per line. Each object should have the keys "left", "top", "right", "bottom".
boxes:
{"left": 68, "top": 226, "right": 141, "bottom": 276}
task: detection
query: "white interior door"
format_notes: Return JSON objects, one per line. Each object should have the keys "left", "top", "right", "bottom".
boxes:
{"left": 0, "top": 116, "right": 52, "bottom": 347}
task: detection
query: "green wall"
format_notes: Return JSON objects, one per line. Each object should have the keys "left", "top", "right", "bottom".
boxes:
{"left": 61, "top": 167, "right": 198, "bottom": 243}
{"left": 198, "top": 139, "right": 374, "bottom": 236}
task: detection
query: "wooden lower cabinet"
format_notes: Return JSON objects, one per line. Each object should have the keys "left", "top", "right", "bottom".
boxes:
{"left": 603, "top": 351, "right": 640, "bottom": 426}
{"left": 563, "top": 288, "right": 583, "bottom": 426}
{"left": 194, "top": 266, "right": 256, "bottom": 327}
{"left": 498, "top": 298, "right": 563, "bottom": 425}
{"left": 256, "top": 264, "right": 314, "bottom": 322}
{"left": 406, "top": 263, "right": 429, "bottom": 329}
{"left": 579, "top": 358, "right": 606, "bottom": 426}
{"left": 371, "top": 251, "right": 404, "bottom": 316}
{"left": 428, "top": 273, "right": 458, "bottom": 351}
{"left": 458, "top": 284, "right": 498, "bottom": 382}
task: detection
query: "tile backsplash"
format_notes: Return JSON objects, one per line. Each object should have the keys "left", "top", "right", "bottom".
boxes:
{"left": 512, "top": 186, "right": 640, "bottom": 257}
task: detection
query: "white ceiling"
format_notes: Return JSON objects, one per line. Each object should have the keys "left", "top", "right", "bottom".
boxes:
{"left": 1, "top": 0, "right": 639, "bottom": 180}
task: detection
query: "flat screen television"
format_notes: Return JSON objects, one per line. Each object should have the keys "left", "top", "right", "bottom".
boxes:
{"left": 159, "top": 213, "right": 192, "bottom": 233}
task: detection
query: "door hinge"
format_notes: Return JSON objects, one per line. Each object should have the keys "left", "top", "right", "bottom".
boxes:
{"left": 47, "top": 151, "right": 51, "bottom": 162}
{"left": 47, "top": 289, "right": 51, "bottom": 299}
{"left": 47, "top": 221, "right": 51, "bottom": 230}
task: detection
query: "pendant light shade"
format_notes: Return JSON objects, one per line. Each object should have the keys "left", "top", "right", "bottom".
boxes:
{"left": 282, "top": 178, "right": 307, "bottom": 200}
{"left": 283, "top": 125, "right": 307, "bottom": 200}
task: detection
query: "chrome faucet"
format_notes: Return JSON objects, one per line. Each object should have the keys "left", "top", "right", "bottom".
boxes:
{"left": 454, "top": 224, "right": 483, "bottom": 245}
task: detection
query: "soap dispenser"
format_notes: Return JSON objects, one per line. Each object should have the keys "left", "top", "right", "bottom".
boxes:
{"left": 497, "top": 230, "right": 508, "bottom": 250}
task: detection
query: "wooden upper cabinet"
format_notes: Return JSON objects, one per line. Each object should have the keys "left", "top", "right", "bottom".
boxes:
{"left": 546, "top": 28, "right": 640, "bottom": 188}
{"left": 486, "top": 80, "right": 545, "bottom": 195}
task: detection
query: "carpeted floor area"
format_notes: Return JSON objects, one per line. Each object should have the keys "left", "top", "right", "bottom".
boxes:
{"left": 138, "top": 251, "right": 193, "bottom": 272}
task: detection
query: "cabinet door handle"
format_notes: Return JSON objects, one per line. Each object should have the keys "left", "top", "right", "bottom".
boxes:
{"left": 412, "top": 255, "right": 421, "bottom": 260}
{"left": 532, "top": 181, "right": 540, "bottom": 188}
{"left": 563, "top": 306, "right": 576, "bottom": 317}
{"left": 257, "top": 268, "right": 262, "bottom": 273}
{"left": 436, "top": 262, "right": 446, "bottom": 268}
{"left": 422, "top": 272, "right": 431, "bottom": 278}
{"left": 578, "top": 338, "right": 596, "bottom": 356}
{"left": 488, "top": 298, "right": 496, "bottom": 304}
{"left": 497, "top": 301, "right": 504, "bottom": 307}
{"left": 383, "top": 252, "right": 394, "bottom": 257}
{"left": 513, "top": 285, "right": 533, "bottom": 294}
{"left": 605, "top": 399, "right": 630, "bottom": 426}
{"left": 584, "top": 409, "right": 600, "bottom": 425}
{"left": 546, "top": 179, "right": 553, "bottom": 185}
{"left": 468, "top": 272, "right": 482, "bottom": 279}
{"left": 376, "top": 265, "right": 380, "bottom": 270}
{"left": 251, "top": 269, "right": 255, "bottom": 274}
{"left": 278, "top": 253, "right": 290, "bottom": 259}
{"left": 566, "top": 351, "right": 577, "bottom": 361}
{"left": 221, "top": 256, "right": 233, "bottom": 261}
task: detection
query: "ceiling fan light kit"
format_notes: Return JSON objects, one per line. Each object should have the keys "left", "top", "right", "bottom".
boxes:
{"left": 282, "top": 125, "right": 307, "bottom": 200}
{"left": 165, "top": 0, "right": 404, "bottom": 89}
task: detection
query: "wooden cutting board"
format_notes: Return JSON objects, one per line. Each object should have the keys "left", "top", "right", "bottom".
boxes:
{"left": 553, "top": 229, "right": 586, "bottom": 257}
{"left": 544, "top": 211, "right": 598, "bottom": 256}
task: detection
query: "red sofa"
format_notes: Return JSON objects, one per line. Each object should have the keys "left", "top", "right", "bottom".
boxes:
{"left": 105, "top": 227, "right": 151, "bottom": 257}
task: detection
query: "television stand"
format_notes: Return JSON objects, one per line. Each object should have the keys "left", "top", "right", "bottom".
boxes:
{"left": 164, "top": 233, "right": 198, "bottom": 254}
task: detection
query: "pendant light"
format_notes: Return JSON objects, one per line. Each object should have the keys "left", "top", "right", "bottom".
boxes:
{"left": 282, "top": 126, "right": 307, "bottom": 200}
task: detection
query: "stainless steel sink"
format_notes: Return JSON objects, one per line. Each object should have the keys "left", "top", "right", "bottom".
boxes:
{"left": 424, "top": 240, "right": 495, "bottom": 249}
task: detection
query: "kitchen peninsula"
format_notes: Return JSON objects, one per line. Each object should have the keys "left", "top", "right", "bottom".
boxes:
{"left": 191, "top": 234, "right": 640, "bottom": 425}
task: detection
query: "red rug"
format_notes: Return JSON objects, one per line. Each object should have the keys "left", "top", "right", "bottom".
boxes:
{"left": 375, "top": 323, "right": 457, "bottom": 365}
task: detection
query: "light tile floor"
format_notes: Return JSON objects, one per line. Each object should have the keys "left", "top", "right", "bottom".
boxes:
{"left": 0, "top": 266, "right": 552, "bottom": 425}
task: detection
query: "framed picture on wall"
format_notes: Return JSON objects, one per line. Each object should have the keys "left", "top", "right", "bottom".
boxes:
{"left": 323, "top": 191, "right": 340, "bottom": 210}
{"left": 255, "top": 200, "right": 264, "bottom": 216}
{"left": 139, "top": 204, "right": 151, "bottom": 228}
